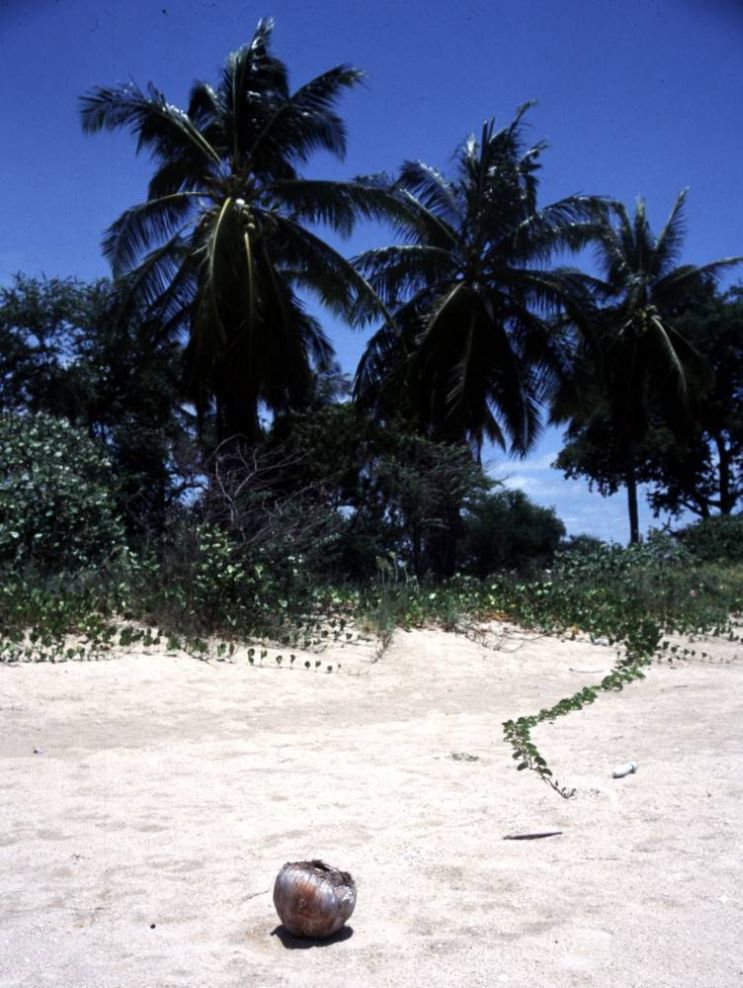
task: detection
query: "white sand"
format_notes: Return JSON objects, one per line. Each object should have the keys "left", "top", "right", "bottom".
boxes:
{"left": 1, "top": 625, "right": 741, "bottom": 987}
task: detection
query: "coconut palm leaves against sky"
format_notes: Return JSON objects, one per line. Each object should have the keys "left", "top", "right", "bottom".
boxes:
{"left": 553, "top": 190, "right": 742, "bottom": 542}
{"left": 354, "top": 104, "right": 604, "bottom": 459}
{"left": 80, "top": 18, "right": 392, "bottom": 441}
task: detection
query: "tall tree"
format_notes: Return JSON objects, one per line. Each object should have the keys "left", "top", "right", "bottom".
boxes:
{"left": 81, "top": 18, "right": 391, "bottom": 442}
{"left": 552, "top": 192, "right": 741, "bottom": 542}
{"left": 556, "top": 283, "right": 743, "bottom": 521}
{"left": 0, "top": 274, "right": 187, "bottom": 534}
{"left": 282, "top": 403, "right": 490, "bottom": 579}
{"left": 354, "top": 104, "right": 603, "bottom": 458}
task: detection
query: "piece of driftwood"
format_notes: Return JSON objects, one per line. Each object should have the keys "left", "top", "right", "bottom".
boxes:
{"left": 503, "top": 831, "right": 563, "bottom": 840}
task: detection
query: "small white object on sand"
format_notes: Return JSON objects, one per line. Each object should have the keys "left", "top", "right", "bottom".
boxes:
{"left": 612, "top": 761, "right": 638, "bottom": 779}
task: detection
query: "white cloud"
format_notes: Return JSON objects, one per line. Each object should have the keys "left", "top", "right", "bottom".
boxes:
{"left": 479, "top": 433, "right": 670, "bottom": 542}
{"left": 485, "top": 450, "right": 559, "bottom": 478}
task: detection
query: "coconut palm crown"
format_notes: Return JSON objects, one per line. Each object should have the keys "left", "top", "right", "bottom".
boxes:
{"left": 552, "top": 189, "right": 742, "bottom": 541}
{"left": 81, "top": 18, "right": 392, "bottom": 441}
{"left": 353, "top": 104, "right": 605, "bottom": 457}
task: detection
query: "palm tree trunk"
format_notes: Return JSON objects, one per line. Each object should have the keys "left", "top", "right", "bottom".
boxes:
{"left": 411, "top": 524, "right": 423, "bottom": 581}
{"left": 215, "top": 361, "right": 260, "bottom": 443}
{"left": 625, "top": 446, "right": 640, "bottom": 544}
{"left": 715, "top": 434, "right": 734, "bottom": 514}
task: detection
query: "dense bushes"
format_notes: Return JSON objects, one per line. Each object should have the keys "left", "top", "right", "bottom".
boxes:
{"left": 461, "top": 489, "right": 565, "bottom": 575}
{"left": 678, "top": 514, "right": 743, "bottom": 563}
{"left": 0, "top": 275, "right": 189, "bottom": 539}
{"left": 1, "top": 406, "right": 741, "bottom": 659}
{"left": 0, "top": 412, "right": 124, "bottom": 573}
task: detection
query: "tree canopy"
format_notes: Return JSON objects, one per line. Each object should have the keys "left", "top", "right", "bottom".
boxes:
{"left": 556, "top": 282, "right": 743, "bottom": 520}
{"left": 80, "top": 18, "right": 395, "bottom": 441}
{"left": 551, "top": 192, "right": 741, "bottom": 541}
{"left": 354, "top": 105, "right": 603, "bottom": 457}
{"left": 0, "top": 18, "right": 736, "bottom": 578}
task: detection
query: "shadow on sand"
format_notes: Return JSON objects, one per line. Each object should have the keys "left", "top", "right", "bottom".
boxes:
{"left": 271, "top": 924, "right": 354, "bottom": 949}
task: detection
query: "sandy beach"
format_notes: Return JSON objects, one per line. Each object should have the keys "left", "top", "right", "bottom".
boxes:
{"left": 1, "top": 625, "right": 741, "bottom": 987}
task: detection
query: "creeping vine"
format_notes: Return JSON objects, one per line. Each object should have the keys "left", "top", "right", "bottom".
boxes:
{"left": 502, "top": 631, "right": 660, "bottom": 798}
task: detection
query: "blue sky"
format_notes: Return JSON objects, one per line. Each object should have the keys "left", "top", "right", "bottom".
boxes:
{"left": 2, "top": 0, "right": 742, "bottom": 540}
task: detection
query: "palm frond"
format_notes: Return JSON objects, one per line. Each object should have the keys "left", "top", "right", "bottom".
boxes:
{"left": 80, "top": 82, "right": 220, "bottom": 166}
{"left": 187, "top": 81, "right": 222, "bottom": 130}
{"left": 251, "top": 65, "right": 363, "bottom": 166}
{"left": 353, "top": 296, "right": 423, "bottom": 408}
{"left": 102, "top": 192, "right": 202, "bottom": 276}
{"left": 655, "top": 257, "right": 743, "bottom": 303}
{"left": 221, "top": 17, "right": 288, "bottom": 105}
{"left": 417, "top": 287, "right": 540, "bottom": 453}
{"left": 269, "top": 213, "right": 389, "bottom": 325}
{"left": 458, "top": 107, "right": 543, "bottom": 224}
{"left": 354, "top": 323, "right": 401, "bottom": 403}
{"left": 592, "top": 207, "right": 630, "bottom": 290}
{"left": 482, "top": 306, "right": 546, "bottom": 453}
{"left": 198, "top": 197, "right": 247, "bottom": 346}
{"left": 397, "top": 161, "right": 461, "bottom": 227}
{"left": 500, "top": 267, "right": 594, "bottom": 319}
{"left": 219, "top": 18, "right": 289, "bottom": 164}
{"left": 417, "top": 282, "right": 468, "bottom": 349}
{"left": 648, "top": 312, "right": 687, "bottom": 398}
{"left": 146, "top": 251, "right": 198, "bottom": 340}
{"left": 272, "top": 178, "right": 411, "bottom": 237}
{"left": 393, "top": 187, "right": 461, "bottom": 249}
{"left": 510, "top": 195, "right": 610, "bottom": 263}
{"left": 353, "top": 244, "right": 453, "bottom": 306}
{"left": 108, "top": 233, "right": 187, "bottom": 325}
{"left": 256, "top": 254, "right": 334, "bottom": 398}
{"left": 653, "top": 188, "right": 688, "bottom": 276}
{"left": 242, "top": 230, "right": 256, "bottom": 339}
{"left": 147, "top": 158, "right": 205, "bottom": 198}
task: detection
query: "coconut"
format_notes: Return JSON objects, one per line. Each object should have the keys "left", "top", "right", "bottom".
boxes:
{"left": 273, "top": 859, "right": 356, "bottom": 938}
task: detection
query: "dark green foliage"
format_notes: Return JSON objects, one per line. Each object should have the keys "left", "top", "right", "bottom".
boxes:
{"left": 0, "top": 273, "right": 102, "bottom": 414}
{"left": 355, "top": 105, "right": 604, "bottom": 455}
{"left": 558, "top": 533, "right": 606, "bottom": 557}
{"left": 372, "top": 433, "right": 489, "bottom": 579}
{"left": 281, "top": 404, "right": 491, "bottom": 579}
{"left": 4, "top": 23, "right": 743, "bottom": 812}
{"left": 461, "top": 489, "right": 565, "bottom": 576}
{"left": 678, "top": 514, "right": 743, "bottom": 563}
{"left": 552, "top": 194, "right": 742, "bottom": 541}
{"left": 81, "top": 18, "right": 397, "bottom": 441}
{"left": 0, "top": 274, "right": 190, "bottom": 537}
{"left": 197, "top": 437, "right": 346, "bottom": 596}
{"left": 646, "top": 285, "right": 743, "bottom": 517}
{"left": 0, "top": 413, "right": 124, "bottom": 573}
{"left": 355, "top": 531, "right": 743, "bottom": 647}
{"left": 494, "top": 531, "right": 698, "bottom": 643}
{"left": 132, "top": 521, "right": 311, "bottom": 635}
{"left": 556, "top": 284, "right": 743, "bottom": 523}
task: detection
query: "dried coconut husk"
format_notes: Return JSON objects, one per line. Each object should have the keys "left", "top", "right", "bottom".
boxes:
{"left": 273, "top": 859, "right": 356, "bottom": 938}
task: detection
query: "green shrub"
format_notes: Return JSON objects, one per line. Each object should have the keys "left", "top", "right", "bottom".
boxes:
{"left": 119, "top": 519, "right": 320, "bottom": 637}
{"left": 461, "top": 489, "right": 566, "bottom": 576}
{"left": 557, "top": 533, "right": 607, "bottom": 558}
{"left": 678, "top": 514, "right": 743, "bottom": 563}
{"left": 0, "top": 412, "right": 124, "bottom": 573}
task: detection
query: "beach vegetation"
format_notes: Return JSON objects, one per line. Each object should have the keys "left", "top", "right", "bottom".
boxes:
{"left": 2, "top": 17, "right": 743, "bottom": 791}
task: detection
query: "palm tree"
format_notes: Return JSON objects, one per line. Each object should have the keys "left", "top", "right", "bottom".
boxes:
{"left": 80, "top": 18, "right": 391, "bottom": 442}
{"left": 353, "top": 104, "right": 604, "bottom": 459}
{"left": 552, "top": 190, "right": 741, "bottom": 542}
